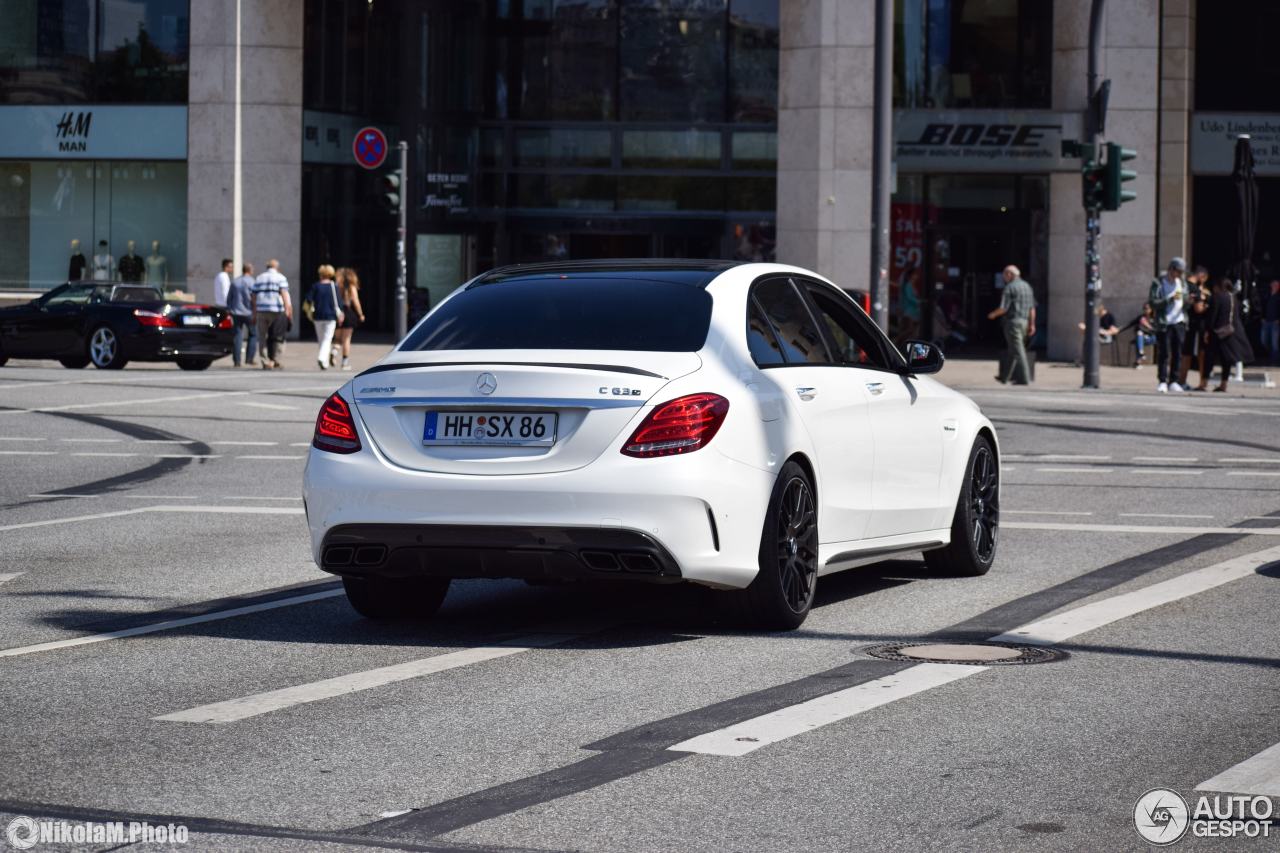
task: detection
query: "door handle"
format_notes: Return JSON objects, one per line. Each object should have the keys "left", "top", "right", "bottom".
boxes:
{"left": 866, "top": 382, "right": 885, "bottom": 396}
{"left": 795, "top": 386, "right": 817, "bottom": 401}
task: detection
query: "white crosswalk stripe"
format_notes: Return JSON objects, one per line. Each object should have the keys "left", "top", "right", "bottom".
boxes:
{"left": 1198, "top": 741, "right": 1280, "bottom": 796}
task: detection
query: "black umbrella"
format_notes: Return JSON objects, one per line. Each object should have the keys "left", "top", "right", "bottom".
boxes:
{"left": 1231, "top": 135, "right": 1260, "bottom": 308}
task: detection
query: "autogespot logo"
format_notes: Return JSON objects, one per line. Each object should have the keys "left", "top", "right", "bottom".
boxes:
{"left": 1135, "top": 788, "right": 1190, "bottom": 845}
{"left": 6, "top": 816, "right": 38, "bottom": 849}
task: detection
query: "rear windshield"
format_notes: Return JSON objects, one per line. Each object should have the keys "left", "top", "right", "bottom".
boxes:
{"left": 399, "top": 276, "right": 713, "bottom": 352}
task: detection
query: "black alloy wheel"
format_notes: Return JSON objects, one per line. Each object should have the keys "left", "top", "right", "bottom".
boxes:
{"left": 730, "top": 460, "right": 820, "bottom": 630}
{"left": 924, "top": 435, "right": 998, "bottom": 577}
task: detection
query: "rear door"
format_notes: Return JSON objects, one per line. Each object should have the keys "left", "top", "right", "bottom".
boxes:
{"left": 799, "top": 279, "right": 944, "bottom": 538}
{"left": 749, "top": 277, "right": 874, "bottom": 544}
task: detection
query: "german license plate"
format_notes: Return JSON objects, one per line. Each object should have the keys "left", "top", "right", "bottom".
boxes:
{"left": 423, "top": 411, "right": 557, "bottom": 446}
{"left": 181, "top": 315, "right": 214, "bottom": 326}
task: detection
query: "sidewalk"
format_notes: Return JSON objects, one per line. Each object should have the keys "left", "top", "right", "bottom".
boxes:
{"left": 939, "top": 357, "right": 1278, "bottom": 397}
{"left": 231, "top": 331, "right": 397, "bottom": 375}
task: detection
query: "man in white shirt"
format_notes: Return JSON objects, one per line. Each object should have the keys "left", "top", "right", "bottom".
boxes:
{"left": 251, "top": 260, "right": 293, "bottom": 369}
{"left": 1147, "top": 257, "right": 1188, "bottom": 393}
{"left": 213, "top": 258, "right": 233, "bottom": 307}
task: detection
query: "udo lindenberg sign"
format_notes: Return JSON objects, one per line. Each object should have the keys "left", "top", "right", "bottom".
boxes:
{"left": 1191, "top": 114, "right": 1280, "bottom": 176}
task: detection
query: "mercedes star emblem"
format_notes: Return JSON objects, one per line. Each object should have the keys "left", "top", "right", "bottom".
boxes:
{"left": 476, "top": 373, "right": 497, "bottom": 395}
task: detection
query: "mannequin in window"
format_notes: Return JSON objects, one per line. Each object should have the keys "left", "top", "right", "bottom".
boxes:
{"left": 92, "top": 240, "right": 114, "bottom": 282}
{"left": 117, "top": 240, "right": 145, "bottom": 283}
{"left": 68, "top": 239, "right": 87, "bottom": 282}
{"left": 146, "top": 240, "right": 168, "bottom": 287}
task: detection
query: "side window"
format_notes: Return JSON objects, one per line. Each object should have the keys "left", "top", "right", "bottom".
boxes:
{"left": 804, "top": 283, "right": 899, "bottom": 370}
{"left": 44, "top": 286, "right": 94, "bottom": 307}
{"left": 746, "top": 297, "right": 786, "bottom": 366}
{"left": 752, "top": 278, "right": 831, "bottom": 365}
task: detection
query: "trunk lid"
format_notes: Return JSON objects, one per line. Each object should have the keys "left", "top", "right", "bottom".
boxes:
{"left": 350, "top": 349, "right": 702, "bottom": 474}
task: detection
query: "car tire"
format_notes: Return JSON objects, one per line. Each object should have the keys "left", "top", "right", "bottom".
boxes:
{"left": 176, "top": 358, "right": 213, "bottom": 371}
{"left": 729, "top": 460, "right": 819, "bottom": 631}
{"left": 342, "top": 576, "right": 450, "bottom": 620}
{"left": 88, "top": 326, "right": 128, "bottom": 370}
{"left": 59, "top": 357, "right": 90, "bottom": 369}
{"left": 924, "top": 435, "right": 998, "bottom": 577}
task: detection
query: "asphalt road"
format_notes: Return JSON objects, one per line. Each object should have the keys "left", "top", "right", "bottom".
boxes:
{"left": 0, "top": 361, "right": 1277, "bottom": 852}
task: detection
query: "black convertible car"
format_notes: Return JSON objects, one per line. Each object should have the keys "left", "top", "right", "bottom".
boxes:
{"left": 0, "top": 283, "right": 233, "bottom": 371}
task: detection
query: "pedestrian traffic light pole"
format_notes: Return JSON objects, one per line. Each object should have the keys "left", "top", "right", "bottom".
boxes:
{"left": 1082, "top": 0, "right": 1106, "bottom": 390}
{"left": 394, "top": 141, "right": 409, "bottom": 342}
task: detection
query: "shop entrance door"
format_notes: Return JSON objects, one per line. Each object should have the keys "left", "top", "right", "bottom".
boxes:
{"left": 923, "top": 226, "right": 1017, "bottom": 353}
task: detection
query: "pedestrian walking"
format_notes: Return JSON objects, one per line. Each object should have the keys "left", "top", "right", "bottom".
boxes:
{"left": 988, "top": 264, "right": 1036, "bottom": 385}
{"left": 1180, "top": 265, "right": 1211, "bottom": 389}
{"left": 334, "top": 267, "right": 366, "bottom": 371}
{"left": 213, "top": 259, "right": 233, "bottom": 307}
{"left": 1206, "top": 277, "right": 1255, "bottom": 392}
{"left": 307, "top": 265, "right": 344, "bottom": 370}
{"left": 1263, "top": 280, "right": 1280, "bottom": 366}
{"left": 1148, "top": 257, "right": 1188, "bottom": 393}
{"left": 252, "top": 259, "right": 292, "bottom": 370}
{"left": 226, "top": 262, "right": 257, "bottom": 367}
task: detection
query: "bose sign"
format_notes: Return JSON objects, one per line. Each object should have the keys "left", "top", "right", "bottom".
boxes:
{"left": 895, "top": 110, "right": 1083, "bottom": 173}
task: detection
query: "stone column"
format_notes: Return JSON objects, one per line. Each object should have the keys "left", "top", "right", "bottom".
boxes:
{"left": 1047, "top": 0, "right": 1159, "bottom": 362}
{"left": 775, "top": 0, "right": 874, "bottom": 288}
{"left": 187, "top": 0, "right": 303, "bottom": 328}
{"left": 1158, "top": 0, "right": 1194, "bottom": 269}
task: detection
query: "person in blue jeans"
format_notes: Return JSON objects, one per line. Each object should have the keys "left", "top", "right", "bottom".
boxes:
{"left": 225, "top": 262, "right": 257, "bottom": 367}
{"left": 1263, "top": 280, "right": 1280, "bottom": 366}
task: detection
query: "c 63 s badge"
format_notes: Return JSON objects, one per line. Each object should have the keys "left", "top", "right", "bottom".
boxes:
{"left": 600, "top": 387, "right": 643, "bottom": 396}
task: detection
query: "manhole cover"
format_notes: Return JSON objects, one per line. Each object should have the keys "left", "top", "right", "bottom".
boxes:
{"left": 862, "top": 642, "right": 1067, "bottom": 665}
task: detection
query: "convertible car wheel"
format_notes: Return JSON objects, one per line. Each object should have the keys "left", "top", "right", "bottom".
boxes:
{"left": 731, "top": 460, "right": 819, "bottom": 631}
{"left": 60, "top": 357, "right": 90, "bottom": 369}
{"left": 88, "top": 326, "right": 128, "bottom": 370}
{"left": 924, "top": 435, "right": 998, "bottom": 577}
{"left": 341, "top": 576, "right": 450, "bottom": 620}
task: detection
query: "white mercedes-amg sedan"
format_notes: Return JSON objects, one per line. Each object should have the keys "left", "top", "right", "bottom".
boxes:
{"left": 303, "top": 260, "right": 999, "bottom": 629}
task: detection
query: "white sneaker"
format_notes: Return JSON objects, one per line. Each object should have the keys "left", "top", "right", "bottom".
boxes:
{"left": 341, "top": 359, "right": 352, "bottom": 371}
{"left": 1169, "top": 382, "right": 1184, "bottom": 393}
{"left": 1157, "top": 382, "right": 1168, "bottom": 393}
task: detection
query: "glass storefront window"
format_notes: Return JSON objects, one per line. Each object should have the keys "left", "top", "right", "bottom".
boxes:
{"left": 620, "top": 0, "right": 727, "bottom": 122}
{"left": 0, "top": 0, "right": 189, "bottom": 104}
{"left": 729, "top": 0, "right": 778, "bottom": 122}
{"left": 514, "top": 174, "right": 616, "bottom": 210}
{"left": 514, "top": 129, "right": 612, "bottom": 168}
{"left": 731, "top": 131, "right": 775, "bottom": 170}
{"left": 894, "top": 0, "right": 1051, "bottom": 109}
{"left": 622, "top": 130, "right": 720, "bottom": 169}
{"left": 618, "top": 176, "right": 723, "bottom": 211}
{"left": 493, "top": 0, "right": 616, "bottom": 120}
{"left": 727, "top": 176, "right": 774, "bottom": 211}
{"left": 0, "top": 160, "right": 187, "bottom": 290}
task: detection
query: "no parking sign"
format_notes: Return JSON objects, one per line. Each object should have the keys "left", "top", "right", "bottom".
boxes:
{"left": 353, "top": 126, "right": 388, "bottom": 170}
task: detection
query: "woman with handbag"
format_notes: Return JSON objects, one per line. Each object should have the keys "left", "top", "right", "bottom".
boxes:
{"left": 306, "top": 264, "right": 344, "bottom": 370}
{"left": 1206, "top": 278, "right": 1254, "bottom": 392}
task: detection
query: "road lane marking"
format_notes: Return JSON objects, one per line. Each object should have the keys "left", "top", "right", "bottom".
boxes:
{"left": 1133, "top": 456, "right": 1197, "bottom": 463}
{"left": 0, "top": 505, "right": 302, "bottom": 533}
{"left": 0, "top": 437, "right": 46, "bottom": 441}
{"left": 238, "top": 401, "right": 297, "bottom": 411}
{"left": 1034, "top": 467, "right": 1115, "bottom": 473}
{"left": 120, "top": 494, "right": 199, "bottom": 500}
{"left": 1029, "top": 454, "right": 1112, "bottom": 461}
{"left": 1004, "top": 522, "right": 1280, "bottom": 536}
{"left": 0, "top": 573, "right": 23, "bottom": 585}
{"left": 28, "top": 493, "right": 100, "bottom": 498}
{"left": 0, "top": 450, "right": 57, "bottom": 456}
{"left": 1227, "top": 471, "right": 1280, "bottom": 477}
{"left": 1118, "top": 513, "right": 1214, "bottom": 520}
{"left": 152, "top": 454, "right": 221, "bottom": 459}
{"left": 222, "top": 495, "right": 301, "bottom": 500}
{"left": 0, "top": 385, "right": 336, "bottom": 415}
{"left": 136, "top": 440, "right": 197, "bottom": 444}
{"left": 1220, "top": 458, "right": 1280, "bottom": 464}
{"left": 209, "top": 441, "right": 278, "bottom": 446}
{"left": 1004, "top": 510, "right": 1094, "bottom": 517}
{"left": 59, "top": 438, "right": 122, "bottom": 443}
{"left": 236, "top": 454, "right": 304, "bottom": 460}
{"left": 672, "top": 543, "right": 1280, "bottom": 757}
{"left": 1130, "top": 468, "right": 1200, "bottom": 476}
{"left": 993, "top": 415, "right": 1160, "bottom": 423}
{"left": 289, "top": 442, "right": 311, "bottom": 447}
{"left": 155, "top": 635, "right": 577, "bottom": 723}
{"left": 71, "top": 452, "right": 139, "bottom": 457}
{"left": 0, "top": 589, "right": 344, "bottom": 659}
{"left": 1198, "top": 742, "right": 1280, "bottom": 797}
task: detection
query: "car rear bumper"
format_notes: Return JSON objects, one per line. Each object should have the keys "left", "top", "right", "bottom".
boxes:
{"left": 319, "top": 523, "right": 683, "bottom": 583}
{"left": 303, "top": 441, "right": 775, "bottom": 589}
{"left": 125, "top": 328, "right": 233, "bottom": 360}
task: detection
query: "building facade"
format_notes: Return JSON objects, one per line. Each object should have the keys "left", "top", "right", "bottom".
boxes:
{"left": 0, "top": 0, "right": 1272, "bottom": 359}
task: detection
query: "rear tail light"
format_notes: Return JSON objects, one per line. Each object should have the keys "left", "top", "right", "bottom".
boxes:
{"left": 217, "top": 313, "right": 233, "bottom": 329}
{"left": 313, "top": 391, "right": 362, "bottom": 454}
{"left": 134, "top": 309, "right": 177, "bottom": 328}
{"left": 621, "top": 393, "right": 729, "bottom": 458}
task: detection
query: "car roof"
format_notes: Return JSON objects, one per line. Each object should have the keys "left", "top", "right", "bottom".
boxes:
{"left": 472, "top": 258, "right": 743, "bottom": 289}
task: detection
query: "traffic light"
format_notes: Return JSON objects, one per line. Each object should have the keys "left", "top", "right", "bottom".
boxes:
{"left": 380, "top": 171, "right": 401, "bottom": 213}
{"left": 1103, "top": 142, "right": 1137, "bottom": 211}
{"left": 1079, "top": 144, "right": 1106, "bottom": 211}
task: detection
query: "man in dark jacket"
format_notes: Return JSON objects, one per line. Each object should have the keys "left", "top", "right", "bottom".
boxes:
{"left": 226, "top": 263, "right": 257, "bottom": 367}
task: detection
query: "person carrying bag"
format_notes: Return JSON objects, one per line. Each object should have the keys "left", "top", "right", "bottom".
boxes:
{"left": 308, "top": 264, "right": 344, "bottom": 370}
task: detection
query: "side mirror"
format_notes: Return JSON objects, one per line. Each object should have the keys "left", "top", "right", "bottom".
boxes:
{"left": 902, "top": 340, "right": 944, "bottom": 375}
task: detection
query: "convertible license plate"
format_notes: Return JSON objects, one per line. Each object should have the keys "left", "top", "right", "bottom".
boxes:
{"left": 181, "top": 315, "right": 214, "bottom": 326}
{"left": 423, "top": 411, "right": 557, "bottom": 446}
